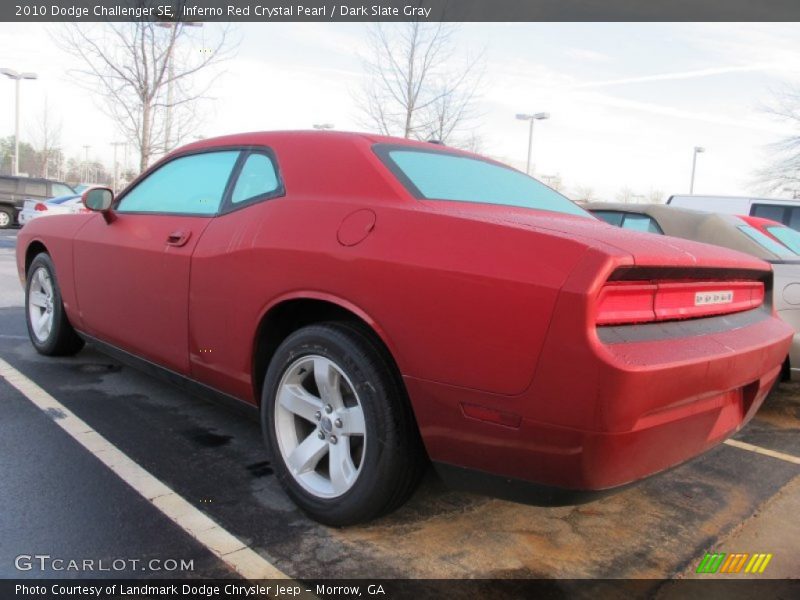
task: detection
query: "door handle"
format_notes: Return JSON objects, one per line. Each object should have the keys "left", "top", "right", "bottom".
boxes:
{"left": 166, "top": 230, "right": 191, "bottom": 247}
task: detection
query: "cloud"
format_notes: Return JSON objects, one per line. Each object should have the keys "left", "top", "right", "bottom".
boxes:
{"left": 572, "top": 64, "right": 784, "bottom": 90}
{"left": 564, "top": 48, "right": 612, "bottom": 63}
{"left": 578, "top": 91, "right": 787, "bottom": 135}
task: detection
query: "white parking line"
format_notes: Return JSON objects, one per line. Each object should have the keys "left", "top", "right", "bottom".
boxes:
{"left": 724, "top": 439, "right": 800, "bottom": 465}
{"left": 0, "top": 357, "right": 288, "bottom": 580}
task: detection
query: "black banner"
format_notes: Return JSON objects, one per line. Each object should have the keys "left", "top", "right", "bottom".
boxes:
{"left": 4, "top": 0, "right": 800, "bottom": 23}
{"left": 3, "top": 579, "right": 800, "bottom": 600}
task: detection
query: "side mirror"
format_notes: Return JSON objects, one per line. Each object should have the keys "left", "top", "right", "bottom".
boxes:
{"left": 82, "top": 187, "right": 115, "bottom": 223}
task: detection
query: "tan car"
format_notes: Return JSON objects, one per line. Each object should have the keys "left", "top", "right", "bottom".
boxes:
{"left": 590, "top": 202, "right": 800, "bottom": 380}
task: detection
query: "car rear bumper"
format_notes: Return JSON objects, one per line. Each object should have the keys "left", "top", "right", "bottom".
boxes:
{"left": 407, "top": 308, "right": 792, "bottom": 496}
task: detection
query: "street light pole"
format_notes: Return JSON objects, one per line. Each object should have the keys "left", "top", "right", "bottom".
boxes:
{"left": 689, "top": 146, "right": 705, "bottom": 194}
{"left": 515, "top": 112, "right": 550, "bottom": 175}
{"left": 1, "top": 68, "right": 38, "bottom": 176}
{"left": 111, "top": 142, "right": 125, "bottom": 192}
{"left": 82, "top": 145, "right": 90, "bottom": 182}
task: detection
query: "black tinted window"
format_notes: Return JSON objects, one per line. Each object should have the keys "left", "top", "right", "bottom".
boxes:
{"left": 751, "top": 204, "right": 786, "bottom": 223}
{"left": 592, "top": 211, "right": 624, "bottom": 226}
{"left": 788, "top": 208, "right": 800, "bottom": 230}
{"left": 622, "top": 213, "right": 663, "bottom": 234}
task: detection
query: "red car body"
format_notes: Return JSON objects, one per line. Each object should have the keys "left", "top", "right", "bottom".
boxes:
{"left": 16, "top": 131, "right": 793, "bottom": 501}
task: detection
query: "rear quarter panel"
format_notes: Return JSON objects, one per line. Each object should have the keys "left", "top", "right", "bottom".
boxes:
{"left": 188, "top": 196, "right": 595, "bottom": 402}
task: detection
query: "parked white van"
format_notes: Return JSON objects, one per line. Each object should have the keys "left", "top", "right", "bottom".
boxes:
{"left": 667, "top": 195, "right": 800, "bottom": 230}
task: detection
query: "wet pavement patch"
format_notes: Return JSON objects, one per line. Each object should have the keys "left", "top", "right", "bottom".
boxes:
{"left": 182, "top": 427, "right": 233, "bottom": 447}
{"left": 246, "top": 461, "right": 274, "bottom": 477}
{"left": 73, "top": 363, "right": 122, "bottom": 375}
{"left": 43, "top": 406, "right": 66, "bottom": 420}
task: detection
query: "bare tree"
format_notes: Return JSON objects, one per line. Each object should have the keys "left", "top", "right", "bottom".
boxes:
{"left": 755, "top": 85, "right": 800, "bottom": 195}
{"left": 457, "top": 131, "right": 485, "bottom": 154}
{"left": 573, "top": 185, "right": 596, "bottom": 202}
{"left": 56, "top": 18, "right": 237, "bottom": 173}
{"left": 540, "top": 174, "right": 564, "bottom": 192}
{"left": 30, "top": 97, "right": 62, "bottom": 178}
{"left": 359, "top": 22, "right": 482, "bottom": 143}
{"left": 616, "top": 187, "right": 635, "bottom": 203}
{"left": 646, "top": 189, "right": 665, "bottom": 204}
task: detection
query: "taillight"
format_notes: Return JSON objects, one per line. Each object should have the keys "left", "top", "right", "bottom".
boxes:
{"left": 597, "top": 280, "right": 764, "bottom": 325}
{"left": 34, "top": 203, "right": 48, "bottom": 212}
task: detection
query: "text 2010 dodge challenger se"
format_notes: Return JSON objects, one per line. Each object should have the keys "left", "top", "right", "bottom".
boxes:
{"left": 16, "top": 131, "right": 792, "bottom": 525}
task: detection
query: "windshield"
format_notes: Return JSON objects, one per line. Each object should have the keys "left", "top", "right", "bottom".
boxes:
{"left": 738, "top": 225, "right": 798, "bottom": 258}
{"left": 767, "top": 226, "right": 800, "bottom": 254}
{"left": 377, "top": 146, "right": 589, "bottom": 218}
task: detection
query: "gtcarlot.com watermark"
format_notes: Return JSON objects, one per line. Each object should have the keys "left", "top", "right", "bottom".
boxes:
{"left": 15, "top": 554, "right": 194, "bottom": 573}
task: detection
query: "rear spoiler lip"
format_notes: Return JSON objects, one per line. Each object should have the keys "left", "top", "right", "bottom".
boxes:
{"left": 606, "top": 265, "right": 770, "bottom": 282}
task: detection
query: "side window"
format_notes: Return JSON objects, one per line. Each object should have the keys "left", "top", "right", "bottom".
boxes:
{"left": 231, "top": 153, "right": 280, "bottom": 204}
{"left": 622, "top": 213, "right": 663, "bottom": 234}
{"left": 592, "top": 211, "right": 624, "bottom": 226}
{"left": 788, "top": 208, "right": 800, "bottom": 230}
{"left": 117, "top": 151, "right": 240, "bottom": 215}
{"left": 23, "top": 181, "right": 47, "bottom": 197}
{"left": 751, "top": 204, "right": 786, "bottom": 223}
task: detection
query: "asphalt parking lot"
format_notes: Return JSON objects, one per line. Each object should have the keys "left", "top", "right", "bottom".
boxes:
{"left": 0, "top": 227, "right": 798, "bottom": 587}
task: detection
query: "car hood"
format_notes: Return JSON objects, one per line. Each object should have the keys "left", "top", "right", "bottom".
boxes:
{"left": 425, "top": 202, "right": 771, "bottom": 272}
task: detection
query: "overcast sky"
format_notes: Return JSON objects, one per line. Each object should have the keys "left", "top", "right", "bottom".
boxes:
{"left": 1, "top": 21, "right": 798, "bottom": 200}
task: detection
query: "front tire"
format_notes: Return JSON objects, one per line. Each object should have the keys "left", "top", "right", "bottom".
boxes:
{"left": 0, "top": 206, "right": 14, "bottom": 229}
{"left": 25, "top": 253, "right": 84, "bottom": 356}
{"left": 262, "top": 322, "right": 424, "bottom": 526}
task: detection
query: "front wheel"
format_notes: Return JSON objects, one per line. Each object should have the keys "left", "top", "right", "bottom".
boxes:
{"left": 262, "top": 323, "right": 424, "bottom": 526}
{"left": 25, "top": 253, "right": 84, "bottom": 356}
{"left": 0, "top": 206, "right": 14, "bottom": 229}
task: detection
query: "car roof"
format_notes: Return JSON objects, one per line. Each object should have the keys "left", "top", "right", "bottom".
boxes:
{"left": 137, "top": 130, "right": 491, "bottom": 203}
{"left": 588, "top": 202, "right": 789, "bottom": 261}
{"left": 177, "top": 130, "right": 471, "bottom": 154}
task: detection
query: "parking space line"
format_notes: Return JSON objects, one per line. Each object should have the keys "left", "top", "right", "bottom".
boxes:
{"left": 724, "top": 439, "right": 800, "bottom": 465}
{"left": 0, "top": 357, "right": 288, "bottom": 580}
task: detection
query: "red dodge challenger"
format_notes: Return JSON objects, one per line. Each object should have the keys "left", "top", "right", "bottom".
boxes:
{"left": 16, "top": 131, "right": 792, "bottom": 525}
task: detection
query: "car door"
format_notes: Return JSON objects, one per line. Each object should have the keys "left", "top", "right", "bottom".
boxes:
{"left": 72, "top": 149, "right": 241, "bottom": 374}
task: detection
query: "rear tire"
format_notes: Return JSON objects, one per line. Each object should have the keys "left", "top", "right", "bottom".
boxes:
{"left": 262, "top": 322, "right": 424, "bottom": 526}
{"left": 25, "top": 253, "right": 84, "bottom": 356}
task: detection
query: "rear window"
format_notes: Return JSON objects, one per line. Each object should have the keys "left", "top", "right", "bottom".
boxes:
{"left": 592, "top": 210, "right": 624, "bottom": 226}
{"left": 377, "top": 146, "right": 589, "bottom": 218}
{"left": 767, "top": 226, "right": 800, "bottom": 254}
{"left": 751, "top": 204, "right": 786, "bottom": 223}
{"left": 738, "top": 225, "right": 798, "bottom": 258}
{"left": 621, "top": 213, "right": 663, "bottom": 234}
{"left": 591, "top": 210, "right": 663, "bottom": 234}
{"left": 789, "top": 208, "right": 800, "bottom": 230}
